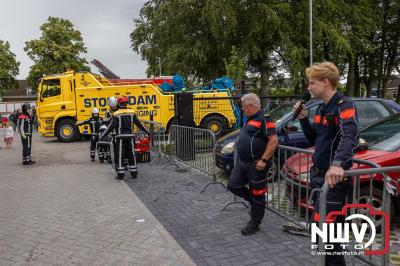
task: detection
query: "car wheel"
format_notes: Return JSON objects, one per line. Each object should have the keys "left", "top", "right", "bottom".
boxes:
{"left": 357, "top": 186, "right": 396, "bottom": 229}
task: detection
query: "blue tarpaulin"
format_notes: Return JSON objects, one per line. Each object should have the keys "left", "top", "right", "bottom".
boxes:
{"left": 160, "top": 75, "right": 235, "bottom": 93}
{"left": 194, "top": 77, "right": 235, "bottom": 92}
{"left": 160, "top": 74, "right": 186, "bottom": 92}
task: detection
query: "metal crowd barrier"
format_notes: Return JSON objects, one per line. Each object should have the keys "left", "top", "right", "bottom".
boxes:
{"left": 274, "top": 144, "right": 399, "bottom": 266}
{"left": 166, "top": 124, "right": 225, "bottom": 192}
{"left": 168, "top": 124, "right": 214, "bottom": 174}
{"left": 317, "top": 165, "right": 399, "bottom": 266}
{"left": 139, "top": 119, "right": 168, "bottom": 165}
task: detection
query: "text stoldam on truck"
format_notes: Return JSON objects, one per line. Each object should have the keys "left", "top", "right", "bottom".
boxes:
{"left": 36, "top": 71, "right": 236, "bottom": 142}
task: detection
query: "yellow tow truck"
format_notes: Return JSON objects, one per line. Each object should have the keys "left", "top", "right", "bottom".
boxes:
{"left": 36, "top": 71, "right": 236, "bottom": 142}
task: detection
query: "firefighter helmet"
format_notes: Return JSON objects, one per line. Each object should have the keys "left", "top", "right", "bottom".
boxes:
{"left": 108, "top": 96, "right": 118, "bottom": 108}
{"left": 118, "top": 96, "right": 128, "bottom": 104}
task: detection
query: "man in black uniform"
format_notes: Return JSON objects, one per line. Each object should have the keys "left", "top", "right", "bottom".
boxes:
{"left": 294, "top": 62, "right": 359, "bottom": 266}
{"left": 227, "top": 93, "right": 278, "bottom": 235}
{"left": 104, "top": 96, "right": 119, "bottom": 164}
{"left": 76, "top": 107, "right": 103, "bottom": 161}
{"left": 100, "top": 96, "right": 149, "bottom": 180}
{"left": 97, "top": 124, "right": 109, "bottom": 163}
{"left": 19, "top": 103, "right": 35, "bottom": 165}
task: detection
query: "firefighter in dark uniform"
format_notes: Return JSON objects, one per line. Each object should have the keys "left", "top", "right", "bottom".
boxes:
{"left": 295, "top": 62, "right": 359, "bottom": 266}
{"left": 104, "top": 96, "right": 119, "bottom": 163}
{"left": 97, "top": 124, "right": 108, "bottom": 163}
{"left": 76, "top": 107, "right": 103, "bottom": 161}
{"left": 19, "top": 103, "right": 35, "bottom": 165}
{"left": 100, "top": 96, "right": 150, "bottom": 180}
{"left": 227, "top": 93, "right": 278, "bottom": 236}
{"left": 104, "top": 96, "right": 119, "bottom": 122}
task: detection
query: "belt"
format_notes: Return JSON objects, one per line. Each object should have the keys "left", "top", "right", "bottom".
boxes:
{"left": 97, "top": 141, "right": 111, "bottom": 145}
{"left": 311, "top": 165, "right": 350, "bottom": 181}
{"left": 115, "top": 134, "right": 135, "bottom": 139}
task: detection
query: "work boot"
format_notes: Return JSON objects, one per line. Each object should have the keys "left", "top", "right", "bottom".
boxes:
{"left": 241, "top": 219, "right": 260, "bottom": 236}
{"left": 131, "top": 171, "right": 137, "bottom": 179}
{"left": 115, "top": 173, "right": 124, "bottom": 180}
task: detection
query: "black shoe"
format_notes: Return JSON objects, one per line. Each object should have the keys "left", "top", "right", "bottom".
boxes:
{"left": 241, "top": 220, "right": 260, "bottom": 236}
{"left": 26, "top": 160, "right": 36, "bottom": 165}
{"left": 131, "top": 172, "right": 138, "bottom": 179}
{"left": 100, "top": 160, "right": 104, "bottom": 163}
{"left": 116, "top": 173, "right": 124, "bottom": 180}
{"left": 91, "top": 158, "right": 95, "bottom": 162}
{"left": 108, "top": 160, "right": 112, "bottom": 164}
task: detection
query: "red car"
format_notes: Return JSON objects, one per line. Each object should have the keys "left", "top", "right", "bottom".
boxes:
{"left": 283, "top": 113, "right": 400, "bottom": 223}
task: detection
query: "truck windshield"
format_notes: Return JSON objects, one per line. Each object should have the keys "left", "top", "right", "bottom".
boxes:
{"left": 41, "top": 79, "right": 61, "bottom": 98}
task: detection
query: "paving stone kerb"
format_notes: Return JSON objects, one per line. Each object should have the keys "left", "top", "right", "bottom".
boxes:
{"left": 0, "top": 134, "right": 193, "bottom": 265}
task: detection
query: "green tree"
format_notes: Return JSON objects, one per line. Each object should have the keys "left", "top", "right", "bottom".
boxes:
{"left": 0, "top": 40, "right": 20, "bottom": 97}
{"left": 371, "top": 0, "right": 400, "bottom": 98}
{"left": 132, "top": 0, "right": 400, "bottom": 99}
{"left": 277, "top": 0, "right": 376, "bottom": 96}
{"left": 24, "top": 16, "right": 89, "bottom": 92}
{"left": 204, "top": 0, "right": 289, "bottom": 105}
{"left": 131, "top": 0, "right": 232, "bottom": 82}
{"left": 223, "top": 46, "right": 246, "bottom": 83}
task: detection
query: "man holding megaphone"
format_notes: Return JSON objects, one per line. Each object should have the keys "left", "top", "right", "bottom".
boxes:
{"left": 294, "top": 62, "right": 359, "bottom": 266}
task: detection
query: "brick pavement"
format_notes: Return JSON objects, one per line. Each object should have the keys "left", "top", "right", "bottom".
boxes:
{"left": 0, "top": 133, "right": 394, "bottom": 265}
{"left": 0, "top": 134, "right": 193, "bottom": 265}
{"left": 125, "top": 163, "right": 324, "bottom": 266}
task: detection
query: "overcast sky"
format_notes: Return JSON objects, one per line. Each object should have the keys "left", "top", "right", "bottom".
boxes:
{"left": 0, "top": 0, "right": 148, "bottom": 79}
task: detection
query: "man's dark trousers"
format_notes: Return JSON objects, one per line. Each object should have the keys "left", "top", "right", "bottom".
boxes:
{"left": 90, "top": 135, "right": 98, "bottom": 159}
{"left": 21, "top": 135, "right": 32, "bottom": 163}
{"left": 311, "top": 167, "right": 352, "bottom": 266}
{"left": 116, "top": 137, "right": 137, "bottom": 177}
{"left": 228, "top": 157, "right": 269, "bottom": 224}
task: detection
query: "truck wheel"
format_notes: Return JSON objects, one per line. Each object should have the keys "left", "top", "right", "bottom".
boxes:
{"left": 56, "top": 119, "right": 80, "bottom": 142}
{"left": 202, "top": 116, "right": 227, "bottom": 137}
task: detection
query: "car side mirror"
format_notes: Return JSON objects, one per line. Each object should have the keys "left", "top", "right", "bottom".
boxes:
{"left": 286, "top": 122, "right": 299, "bottom": 133}
{"left": 355, "top": 138, "right": 368, "bottom": 152}
{"left": 40, "top": 89, "right": 46, "bottom": 101}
